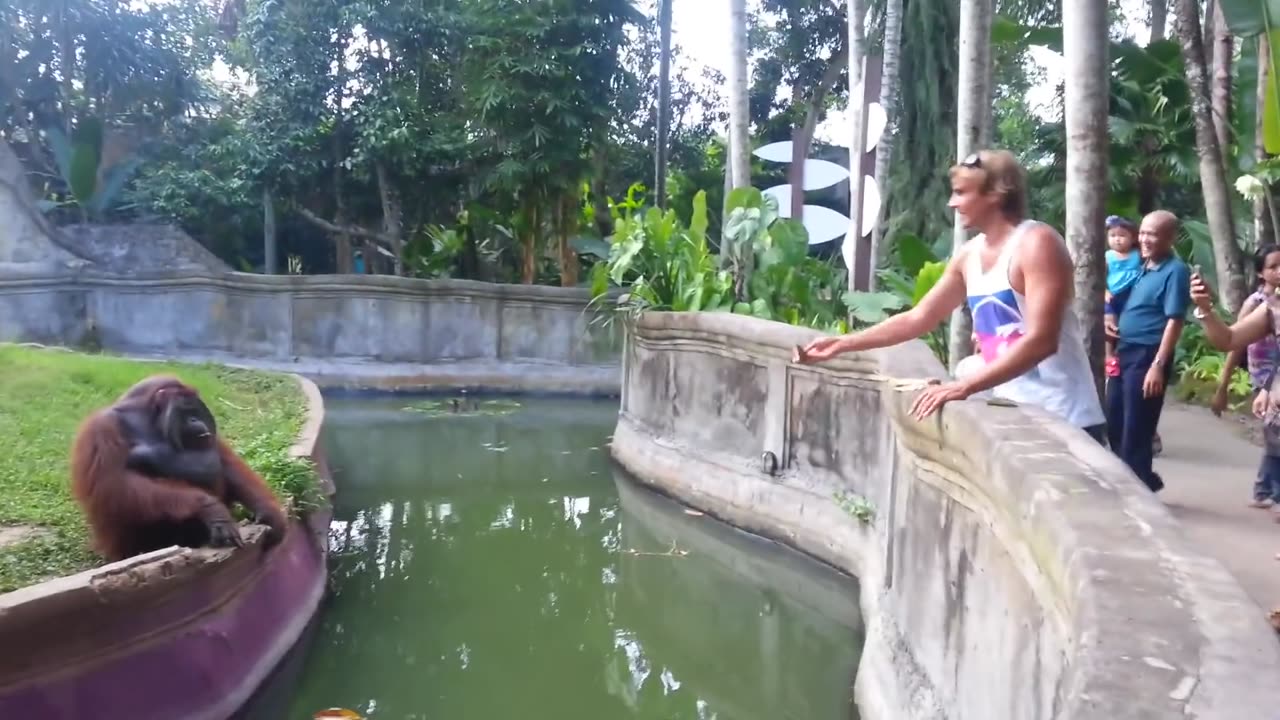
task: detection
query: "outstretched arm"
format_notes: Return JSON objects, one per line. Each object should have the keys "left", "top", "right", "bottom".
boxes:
{"left": 1192, "top": 272, "right": 1271, "bottom": 351}
{"left": 1213, "top": 296, "right": 1260, "bottom": 413}
{"left": 797, "top": 244, "right": 970, "bottom": 362}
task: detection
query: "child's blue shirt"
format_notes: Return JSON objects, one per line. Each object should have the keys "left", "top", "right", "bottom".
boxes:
{"left": 1106, "top": 249, "right": 1142, "bottom": 296}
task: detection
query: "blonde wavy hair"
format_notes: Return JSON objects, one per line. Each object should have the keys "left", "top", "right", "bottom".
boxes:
{"left": 948, "top": 148, "right": 1029, "bottom": 221}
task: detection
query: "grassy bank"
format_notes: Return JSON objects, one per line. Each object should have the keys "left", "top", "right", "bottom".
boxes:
{"left": 0, "top": 344, "right": 319, "bottom": 593}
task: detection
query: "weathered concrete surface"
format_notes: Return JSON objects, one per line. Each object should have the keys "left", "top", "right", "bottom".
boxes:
{"left": 611, "top": 311, "right": 1280, "bottom": 720}
{"left": 0, "top": 374, "right": 335, "bottom": 720}
{"left": 0, "top": 142, "right": 89, "bottom": 272}
{"left": 57, "top": 224, "right": 232, "bottom": 275}
{"left": 0, "top": 269, "right": 621, "bottom": 392}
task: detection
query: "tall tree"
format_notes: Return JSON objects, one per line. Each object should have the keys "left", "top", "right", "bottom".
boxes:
{"left": 869, "top": 0, "right": 903, "bottom": 274}
{"left": 655, "top": 0, "right": 673, "bottom": 209}
{"left": 1062, "top": 0, "right": 1109, "bottom": 394}
{"left": 1150, "top": 0, "right": 1168, "bottom": 43}
{"left": 1209, "top": 0, "right": 1233, "bottom": 167}
{"left": 948, "top": 0, "right": 993, "bottom": 371}
{"left": 727, "top": 0, "right": 751, "bottom": 189}
{"left": 1257, "top": 34, "right": 1276, "bottom": 247}
{"left": 1174, "top": 0, "right": 1246, "bottom": 312}
{"left": 846, "top": 0, "right": 867, "bottom": 292}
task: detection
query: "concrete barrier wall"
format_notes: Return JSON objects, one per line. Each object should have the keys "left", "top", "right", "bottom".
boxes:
{"left": 0, "top": 269, "right": 620, "bottom": 370}
{"left": 610, "top": 311, "right": 1280, "bottom": 720}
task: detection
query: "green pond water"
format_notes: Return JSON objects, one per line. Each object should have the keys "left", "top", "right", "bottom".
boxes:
{"left": 256, "top": 395, "right": 864, "bottom": 720}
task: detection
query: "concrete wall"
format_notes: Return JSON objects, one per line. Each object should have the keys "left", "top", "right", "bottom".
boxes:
{"left": 610, "top": 311, "right": 1280, "bottom": 720}
{"left": 0, "top": 269, "right": 620, "bottom": 391}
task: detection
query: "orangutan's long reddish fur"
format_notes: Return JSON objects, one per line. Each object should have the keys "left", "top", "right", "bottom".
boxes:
{"left": 69, "top": 375, "right": 288, "bottom": 561}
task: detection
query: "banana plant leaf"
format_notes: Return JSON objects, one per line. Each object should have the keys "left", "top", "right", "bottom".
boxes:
{"left": 1220, "top": 0, "right": 1280, "bottom": 37}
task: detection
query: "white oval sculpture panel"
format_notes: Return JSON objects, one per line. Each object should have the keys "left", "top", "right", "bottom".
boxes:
{"left": 752, "top": 141, "right": 794, "bottom": 164}
{"left": 861, "top": 174, "right": 881, "bottom": 238}
{"left": 865, "top": 102, "right": 887, "bottom": 153}
{"left": 802, "top": 159, "right": 851, "bottom": 191}
{"left": 801, "top": 204, "right": 851, "bottom": 245}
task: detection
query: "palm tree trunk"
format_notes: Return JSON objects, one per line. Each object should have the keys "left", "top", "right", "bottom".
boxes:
{"left": 1063, "top": 0, "right": 1110, "bottom": 397}
{"left": 947, "top": 0, "right": 993, "bottom": 372}
{"left": 846, "top": 0, "right": 866, "bottom": 293}
{"left": 869, "top": 0, "right": 903, "bottom": 275}
{"left": 1150, "top": 0, "right": 1168, "bottom": 43}
{"left": 655, "top": 0, "right": 673, "bottom": 209}
{"left": 557, "top": 191, "right": 579, "bottom": 287}
{"left": 1258, "top": 34, "right": 1277, "bottom": 247}
{"left": 1175, "top": 0, "right": 1247, "bottom": 312}
{"left": 1210, "top": 0, "right": 1233, "bottom": 167}
{"left": 727, "top": 0, "right": 750, "bottom": 189}
{"left": 375, "top": 160, "right": 403, "bottom": 275}
{"left": 263, "top": 186, "right": 277, "bottom": 274}
{"left": 727, "top": 0, "right": 752, "bottom": 301}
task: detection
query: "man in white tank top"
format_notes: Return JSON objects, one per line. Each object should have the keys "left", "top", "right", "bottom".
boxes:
{"left": 796, "top": 149, "right": 1106, "bottom": 440}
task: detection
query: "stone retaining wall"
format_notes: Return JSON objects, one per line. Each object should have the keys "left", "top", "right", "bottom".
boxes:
{"left": 0, "top": 269, "right": 620, "bottom": 377}
{"left": 610, "top": 311, "right": 1280, "bottom": 720}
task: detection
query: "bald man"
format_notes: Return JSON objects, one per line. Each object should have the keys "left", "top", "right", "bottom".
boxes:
{"left": 1106, "top": 209, "right": 1191, "bottom": 492}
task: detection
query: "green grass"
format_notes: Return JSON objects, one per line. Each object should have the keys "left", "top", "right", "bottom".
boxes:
{"left": 0, "top": 344, "right": 321, "bottom": 593}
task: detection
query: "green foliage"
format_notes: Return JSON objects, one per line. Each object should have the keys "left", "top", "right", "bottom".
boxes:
{"left": 601, "top": 190, "right": 735, "bottom": 315}
{"left": 880, "top": 0, "right": 961, "bottom": 249}
{"left": 1173, "top": 319, "right": 1255, "bottom": 411}
{"left": 404, "top": 224, "right": 466, "bottom": 280}
{"left": 41, "top": 117, "right": 144, "bottom": 220}
{"left": 833, "top": 490, "right": 875, "bottom": 524}
{"left": 867, "top": 233, "right": 951, "bottom": 362}
{"left": 595, "top": 188, "right": 852, "bottom": 332}
{"left": 1219, "top": 0, "right": 1280, "bottom": 38}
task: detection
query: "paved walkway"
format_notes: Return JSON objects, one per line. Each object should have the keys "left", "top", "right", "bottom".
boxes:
{"left": 1157, "top": 402, "right": 1280, "bottom": 618}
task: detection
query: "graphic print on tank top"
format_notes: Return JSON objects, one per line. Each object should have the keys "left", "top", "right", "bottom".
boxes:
{"left": 968, "top": 288, "right": 1039, "bottom": 380}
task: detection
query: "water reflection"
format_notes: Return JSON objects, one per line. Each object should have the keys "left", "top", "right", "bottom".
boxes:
{"left": 275, "top": 396, "right": 862, "bottom": 720}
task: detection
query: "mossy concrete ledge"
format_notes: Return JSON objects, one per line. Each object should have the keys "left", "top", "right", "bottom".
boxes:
{"left": 610, "top": 311, "right": 1280, "bottom": 720}
{"left": 0, "top": 374, "right": 334, "bottom": 720}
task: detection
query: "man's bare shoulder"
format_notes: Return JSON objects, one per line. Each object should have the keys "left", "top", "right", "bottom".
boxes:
{"left": 1017, "top": 222, "right": 1071, "bottom": 267}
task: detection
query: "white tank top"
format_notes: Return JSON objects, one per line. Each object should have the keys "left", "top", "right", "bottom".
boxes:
{"left": 961, "top": 220, "right": 1106, "bottom": 428}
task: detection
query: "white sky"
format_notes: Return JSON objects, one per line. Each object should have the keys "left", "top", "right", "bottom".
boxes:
{"left": 671, "top": 0, "right": 1154, "bottom": 145}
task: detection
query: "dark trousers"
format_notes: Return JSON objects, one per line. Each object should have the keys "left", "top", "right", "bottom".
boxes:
{"left": 1255, "top": 455, "right": 1280, "bottom": 503}
{"left": 1106, "top": 343, "right": 1172, "bottom": 492}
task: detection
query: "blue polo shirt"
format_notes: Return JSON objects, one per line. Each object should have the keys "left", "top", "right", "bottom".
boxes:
{"left": 1116, "top": 254, "right": 1191, "bottom": 348}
